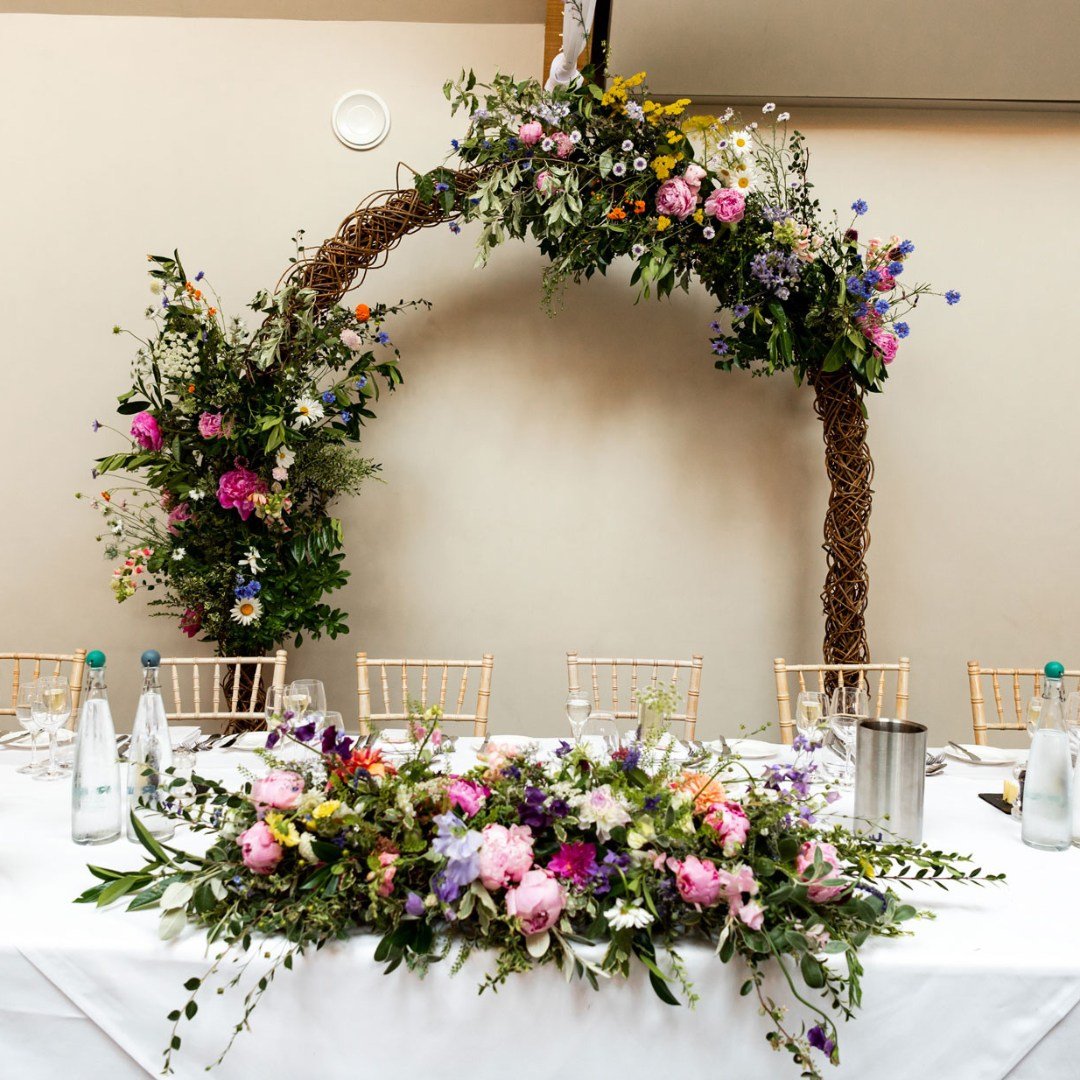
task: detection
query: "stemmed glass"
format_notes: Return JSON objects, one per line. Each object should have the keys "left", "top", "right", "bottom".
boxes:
{"left": 31, "top": 675, "right": 72, "bottom": 781}
{"left": 828, "top": 684, "right": 869, "bottom": 787}
{"left": 566, "top": 688, "right": 592, "bottom": 745}
{"left": 15, "top": 681, "right": 44, "bottom": 775}
{"left": 287, "top": 679, "right": 326, "bottom": 723}
{"left": 794, "top": 691, "right": 829, "bottom": 757}
{"left": 264, "top": 685, "right": 289, "bottom": 730}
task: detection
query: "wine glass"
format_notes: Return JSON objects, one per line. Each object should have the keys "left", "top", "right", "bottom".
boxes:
{"left": 264, "top": 685, "right": 289, "bottom": 730}
{"left": 15, "top": 680, "right": 44, "bottom": 775}
{"left": 566, "top": 688, "right": 592, "bottom": 744}
{"left": 828, "top": 684, "right": 869, "bottom": 787}
{"left": 794, "top": 691, "right": 829, "bottom": 753}
{"left": 32, "top": 675, "right": 71, "bottom": 782}
{"left": 1024, "top": 695, "right": 1043, "bottom": 738}
{"left": 287, "top": 679, "right": 326, "bottom": 720}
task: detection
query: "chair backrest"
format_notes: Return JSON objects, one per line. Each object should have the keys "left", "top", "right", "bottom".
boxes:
{"left": 565, "top": 653, "right": 703, "bottom": 741}
{"left": 0, "top": 651, "right": 87, "bottom": 728}
{"left": 966, "top": 661, "right": 1080, "bottom": 745}
{"left": 773, "top": 657, "right": 911, "bottom": 745}
{"left": 158, "top": 651, "right": 288, "bottom": 727}
{"left": 355, "top": 653, "right": 495, "bottom": 737}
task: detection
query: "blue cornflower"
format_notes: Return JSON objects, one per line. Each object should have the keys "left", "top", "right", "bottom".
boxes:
{"left": 482, "top": 139, "right": 491, "bottom": 149}
{"left": 896, "top": 239, "right": 915, "bottom": 256}
{"left": 234, "top": 577, "right": 261, "bottom": 600}
{"left": 846, "top": 275, "right": 869, "bottom": 299}
{"left": 161, "top": 297, "right": 169, "bottom": 308}
{"left": 469, "top": 197, "right": 480, "bottom": 205}
{"left": 732, "top": 303, "right": 750, "bottom": 320}
{"left": 195, "top": 270, "right": 205, "bottom": 281}
{"left": 619, "top": 744, "right": 642, "bottom": 772}
{"left": 341, "top": 411, "right": 352, "bottom": 422}
{"left": 854, "top": 303, "right": 869, "bottom": 318}
{"left": 851, "top": 199, "right": 868, "bottom": 216}
{"left": 522, "top": 160, "right": 533, "bottom": 172}
{"left": 321, "top": 390, "right": 336, "bottom": 404}
{"left": 873, "top": 299, "right": 890, "bottom": 315}
{"left": 863, "top": 269, "right": 882, "bottom": 287}
{"left": 434, "top": 182, "right": 449, "bottom": 193}
{"left": 945, "top": 290, "right": 961, "bottom": 306}
{"left": 376, "top": 331, "right": 390, "bottom": 345}
{"left": 887, "top": 261, "right": 904, "bottom": 276}
{"left": 895, "top": 322, "right": 911, "bottom": 338}
{"left": 449, "top": 222, "right": 461, "bottom": 235}
{"left": 355, "top": 375, "right": 367, "bottom": 389}
{"left": 450, "top": 138, "right": 460, "bottom": 150}
{"left": 507, "top": 137, "right": 518, "bottom": 150}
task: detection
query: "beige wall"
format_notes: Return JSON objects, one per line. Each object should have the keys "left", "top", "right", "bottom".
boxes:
{"left": 2, "top": 14, "right": 1078, "bottom": 742}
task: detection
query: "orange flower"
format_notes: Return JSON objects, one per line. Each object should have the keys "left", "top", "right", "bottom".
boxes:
{"left": 208, "top": 307, "right": 217, "bottom": 317}
{"left": 607, "top": 207, "right": 627, "bottom": 221}
{"left": 187, "top": 383, "right": 196, "bottom": 394}
{"left": 337, "top": 745, "right": 396, "bottom": 780}
{"left": 101, "top": 491, "right": 111, "bottom": 502}
{"left": 671, "top": 771, "right": 726, "bottom": 814}
{"left": 354, "top": 303, "right": 371, "bottom": 322}
{"left": 633, "top": 200, "right": 646, "bottom": 215}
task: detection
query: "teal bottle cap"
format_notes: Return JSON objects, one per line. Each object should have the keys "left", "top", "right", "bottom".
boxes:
{"left": 1045, "top": 661, "right": 1065, "bottom": 680}
{"left": 141, "top": 649, "right": 161, "bottom": 668}
{"left": 86, "top": 650, "right": 106, "bottom": 669}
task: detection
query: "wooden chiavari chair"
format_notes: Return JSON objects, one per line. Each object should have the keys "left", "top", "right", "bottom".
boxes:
{"left": 355, "top": 653, "right": 495, "bottom": 737}
{"left": 966, "top": 662, "right": 1080, "bottom": 745}
{"left": 0, "top": 650, "right": 87, "bottom": 730}
{"left": 565, "top": 653, "right": 703, "bottom": 741}
{"left": 158, "top": 651, "right": 289, "bottom": 731}
{"left": 773, "top": 658, "right": 911, "bottom": 745}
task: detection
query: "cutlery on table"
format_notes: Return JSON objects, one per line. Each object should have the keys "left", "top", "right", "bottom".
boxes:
{"left": 947, "top": 741, "right": 983, "bottom": 764}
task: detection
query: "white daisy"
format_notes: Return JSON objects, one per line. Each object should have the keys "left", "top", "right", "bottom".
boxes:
{"left": 238, "top": 547, "right": 264, "bottom": 574}
{"left": 292, "top": 397, "right": 324, "bottom": 428}
{"left": 230, "top": 596, "right": 263, "bottom": 626}
{"left": 172, "top": 547, "right": 186, "bottom": 561}
{"left": 730, "top": 167, "right": 756, "bottom": 192}
{"left": 728, "top": 128, "right": 753, "bottom": 155}
{"left": 187, "top": 488, "right": 205, "bottom": 502}
{"left": 762, "top": 102, "right": 776, "bottom": 114}
{"left": 275, "top": 445, "right": 296, "bottom": 472}
{"left": 606, "top": 901, "right": 654, "bottom": 932}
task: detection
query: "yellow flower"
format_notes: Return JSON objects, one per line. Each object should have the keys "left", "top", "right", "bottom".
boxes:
{"left": 312, "top": 799, "right": 342, "bottom": 820}
{"left": 265, "top": 812, "right": 301, "bottom": 847}
{"left": 693, "top": 209, "right": 705, "bottom": 225}
{"left": 650, "top": 155, "right": 677, "bottom": 179}
{"left": 656, "top": 216, "right": 672, "bottom": 232}
{"left": 601, "top": 70, "right": 647, "bottom": 107}
{"left": 682, "top": 114, "right": 717, "bottom": 132}
{"left": 665, "top": 129, "right": 685, "bottom": 144}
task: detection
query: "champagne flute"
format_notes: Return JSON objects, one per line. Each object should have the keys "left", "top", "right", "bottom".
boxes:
{"left": 794, "top": 691, "right": 829, "bottom": 753}
{"left": 15, "top": 681, "right": 44, "bottom": 775}
{"left": 566, "top": 688, "right": 592, "bottom": 745}
{"left": 32, "top": 675, "right": 71, "bottom": 781}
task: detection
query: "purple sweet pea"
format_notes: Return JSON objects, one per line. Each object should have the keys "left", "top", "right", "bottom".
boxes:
{"left": 294, "top": 720, "right": 317, "bottom": 743}
{"left": 321, "top": 725, "right": 339, "bottom": 755}
{"left": 808, "top": 1025, "right": 836, "bottom": 1057}
{"left": 405, "top": 891, "right": 426, "bottom": 917}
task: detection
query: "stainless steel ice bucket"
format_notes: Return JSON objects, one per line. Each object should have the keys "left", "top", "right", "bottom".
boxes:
{"left": 853, "top": 718, "right": 928, "bottom": 843}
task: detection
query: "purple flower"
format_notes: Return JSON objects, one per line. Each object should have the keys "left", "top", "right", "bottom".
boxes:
{"left": 548, "top": 798, "right": 569, "bottom": 820}
{"left": 732, "top": 304, "right": 750, "bottom": 320}
{"left": 751, "top": 250, "right": 802, "bottom": 297}
{"left": 355, "top": 376, "right": 367, "bottom": 389}
{"left": 808, "top": 1025, "right": 836, "bottom": 1057}
{"left": 603, "top": 850, "right": 631, "bottom": 870}
{"left": 432, "top": 870, "right": 461, "bottom": 904}
{"left": 91, "top": 419, "right": 101, "bottom": 432}
{"left": 321, "top": 725, "right": 339, "bottom": 755}
{"left": 376, "top": 332, "right": 390, "bottom": 345}
{"left": 434, "top": 182, "right": 449, "bottom": 193}
{"left": 405, "top": 891, "right": 426, "bottom": 917}
{"left": 341, "top": 411, "right": 352, "bottom": 422}
{"left": 851, "top": 199, "right": 868, "bottom": 216}
{"left": 294, "top": 721, "right": 317, "bottom": 743}
{"left": 896, "top": 239, "right": 915, "bottom": 255}
{"left": 887, "top": 261, "right": 904, "bottom": 276}
{"left": 873, "top": 299, "right": 890, "bottom": 315}
{"left": 643, "top": 794, "right": 661, "bottom": 811}
{"left": 321, "top": 390, "right": 336, "bottom": 404}
{"left": 554, "top": 740, "right": 573, "bottom": 758}
{"left": 432, "top": 812, "right": 483, "bottom": 889}
{"left": 265, "top": 729, "right": 281, "bottom": 750}
{"left": 234, "top": 577, "right": 261, "bottom": 600}
{"left": 194, "top": 270, "right": 205, "bottom": 282}
{"left": 620, "top": 744, "right": 642, "bottom": 772}
{"left": 863, "top": 269, "right": 882, "bottom": 287}
{"left": 449, "top": 222, "right": 461, "bottom": 235}
{"left": 945, "top": 290, "right": 961, "bottom": 306}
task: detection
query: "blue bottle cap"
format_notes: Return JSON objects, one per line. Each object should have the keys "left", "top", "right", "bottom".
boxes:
{"left": 85, "top": 650, "right": 106, "bottom": 669}
{"left": 141, "top": 649, "right": 162, "bottom": 668}
{"left": 1045, "top": 661, "right": 1065, "bottom": 680}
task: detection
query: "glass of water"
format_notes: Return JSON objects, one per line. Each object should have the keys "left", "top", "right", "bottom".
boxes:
{"left": 32, "top": 675, "right": 72, "bottom": 781}
{"left": 583, "top": 711, "right": 620, "bottom": 754}
{"left": 828, "top": 685, "right": 869, "bottom": 787}
{"left": 15, "top": 680, "right": 44, "bottom": 775}
{"left": 566, "top": 688, "right": 592, "bottom": 744}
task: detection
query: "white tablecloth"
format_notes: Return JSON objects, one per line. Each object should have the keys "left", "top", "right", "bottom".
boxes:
{"left": 2, "top": 740, "right": 1079, "bottom": 1080}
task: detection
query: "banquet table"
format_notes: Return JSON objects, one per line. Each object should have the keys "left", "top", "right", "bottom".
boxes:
{"left": 2, "top": 737, "right": 1079, "bottom": 1080}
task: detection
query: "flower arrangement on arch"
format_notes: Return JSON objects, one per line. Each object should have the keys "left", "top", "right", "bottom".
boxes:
{"left": 422, "top": 71, "right": 960, "bottom": 393}
{"left": 81, "top": 719, "right": 1000, "bottom": 1078}
{"left": 82, "top": 249, "right": 427, "bottom": 653}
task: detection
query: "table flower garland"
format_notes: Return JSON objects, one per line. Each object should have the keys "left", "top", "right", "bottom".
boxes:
{"left": 79, "top": 721, "right": 1000, "bottom": 1078}
{"left": 82, "top": 249, "right": 426, "bottom": 654}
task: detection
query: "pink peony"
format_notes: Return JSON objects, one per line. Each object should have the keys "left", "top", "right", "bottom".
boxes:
{"left": 167, "top": 502, "right": 191, "bottom": 536}
{"left": 535, "top": 171, "right": 556, "bottom": 198}
{"left": 704, "top": 186, "right": 746, "bottom": 224}
{"left": 683, "top": 163, "right": 707, "bottom": 195}
{"left": 217, "top": 465, "right": 266, "bottom": 521}
{"left": 447, "top": 778, "right": 489, "bottom": 818}
{"left": 704, "top": 800, "right": 751, "bottom": 857}
{"left": 130, "top": 412, "right": 163, "bottom": 451}
{"left": 655, "top": 177, "right": 697, "bottom": 220}
{"left": 547, "top": 841, "right": 597, "bottom": 886}
{"left": 518, "top": 120, "right": 543, "bottom": 146}
{"left": 237, "top": 821, "right": 282, "bottom": 875}
{"left": 340, "top": 328, "right": 363, "bottom": 351}
{"left": 673, "top": 855, "right": 723, "bottom": 906}
{"left": 795, "top": 840, "right": 847, "bottom": 903}
{"left": 478, "top": 823, "right": 534, "bottom": 891}
{"left": 553, "top": 132, "right": 574, "bottom": 158}
{"left": 505, "top": 868, "right": 566, "bottom": 935}
{"left": 197, "top": 412, "right": 223, "bottom": 439}
{"left": 251, "top": 770, "right": 305, "bottom": 811}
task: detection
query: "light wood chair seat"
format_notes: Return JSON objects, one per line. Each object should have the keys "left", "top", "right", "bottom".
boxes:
{"left": 0, "top": 650, "right": 87, "bottom": 729}
{"left": 773, "top": 657, "right": 911, "bottom": 745}
{"left": 159, "top": 651, "right": 288, "bottom": 730}
{"left": 565, "top": 653, "right": 703, "bottom": 741}
{"left": 355, "top": 653, "right": 494, "bottom": 736}
{"left": 966, "top": 661, "right": 1080, "bottom": 745}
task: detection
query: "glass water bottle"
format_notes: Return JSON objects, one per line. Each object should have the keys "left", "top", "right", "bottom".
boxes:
{"left": 71, "top": 650, "right": 121, "bottom": 845}
{"left": 1021, "top": 661, "right": 1072, "bottom": 852}
{"left": 127, "top": 649, "right": 176, "bottom": 841}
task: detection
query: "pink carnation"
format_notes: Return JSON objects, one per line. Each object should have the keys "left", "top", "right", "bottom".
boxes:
{"left": 130, "top": 412, "right": 163, "bottom": 451}
{"left": 518, "top": 121, "right": 543, "bottom": 146}
{"left": 505, "top": 868, "right": 566, "bottom": 935}
{"left": 704, "top": 800, "right": 751, "bottom": 857}
{"left": 217, "top": 465, "right": 266, "bottom": 521}
{"left": 237, "top": 820, "right": 282, "bottom": 876}
{"left": 704, "top": 186, "right": 746, "bottom": 224}
{"left": 655, "top": 177, "right": 696, "bottom": 220}
{"left": 673, "top": 855, "right": 723, "bottom": 906}
{"left": 447, "top": 778, "right": 489, "bottom": 818}
{"left": 795, "top": 840, "right": 847, "bottom": 903}
{"left": 251, "top": 770, "right": 305, "bottom": 811}
{"left": 197, "top": 412, "right": 223, "bottom": 439}
{"left": 478, "top": 823, "right": 534, "bottom": 891}
{"left": 868, "top": 325, "right": 899, "bottom": 365}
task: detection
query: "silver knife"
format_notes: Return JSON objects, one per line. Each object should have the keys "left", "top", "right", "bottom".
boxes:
{"left": 947, "top": 740, "right": 982, "bottom": 763}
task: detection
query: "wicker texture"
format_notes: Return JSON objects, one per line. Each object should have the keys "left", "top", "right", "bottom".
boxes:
{"left": 158, "top": 651, "right": 288, "bottom": 731}
{"left": 355, "top": 652, "right": 494, "bottom": 737}
{"left": 566, "top": 652, "right": 703, "bottom": 741}
{"left": 773, "top": 657, "right": 910, "bottom": 745}
{"left": 966, "top": 662, "right": 1080, "bottom": 745}
{"left": 0, "top": 650, "right": 86, "bottom": 728}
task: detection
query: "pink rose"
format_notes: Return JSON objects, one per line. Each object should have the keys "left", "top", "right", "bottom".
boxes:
{"left": 217, "top": 465, "right": 266, "bottom": 521}
{"left": 130, "top": 412, "right": 163, "bottom": 451}
{"left": 535, "top": 171, "right": 556, "bottom": 198}
{"left": 167, "top": 502, "right": 191, "bottom": 536}
{"left": 478, "top": 823, "right": 534, "bottom": 891}
{"left": 869, "top": 325, "right": 899, "bottom": 365}
{"left": 704, "top": 800, "right": 751, "bottom": 857}
{"left": 448, "top": 778, "right": 489, "bottom": 818}
{"left": 377, "top": 851, "right": 398, "bottom": 897}
{"left": 795, "top": 841, "right": 847, "bottom": 902}
{"left": 197, "top": 412, "right": 223, "bottom": 439}
{"left": 673, "top": 855, "right": 723, "bottom": 906}
{"left": 251, "top": 770, "right": 305, "bottom": 811}
{"left": 505, "top": 868, "right": 566, "bottom": 934}
{"left": 340, "top": 328, "right": 363, "bottom": 351}
{"left": 519, "top": 121, "right": 543, "bottom": 146}
{"left": 237, "top": 820, "right": 282, "bottom": 876}
{"left": 553, "top": 132, "right": 574, "bottom": 158}
{"left": 704, "top": 186, "right": 746, "bottom": 224}
{"left": 683, "top": 163, "right": 707, "bottom": 195}
{"left": 655, "top": 177, "right": 696, "bottom": 220}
